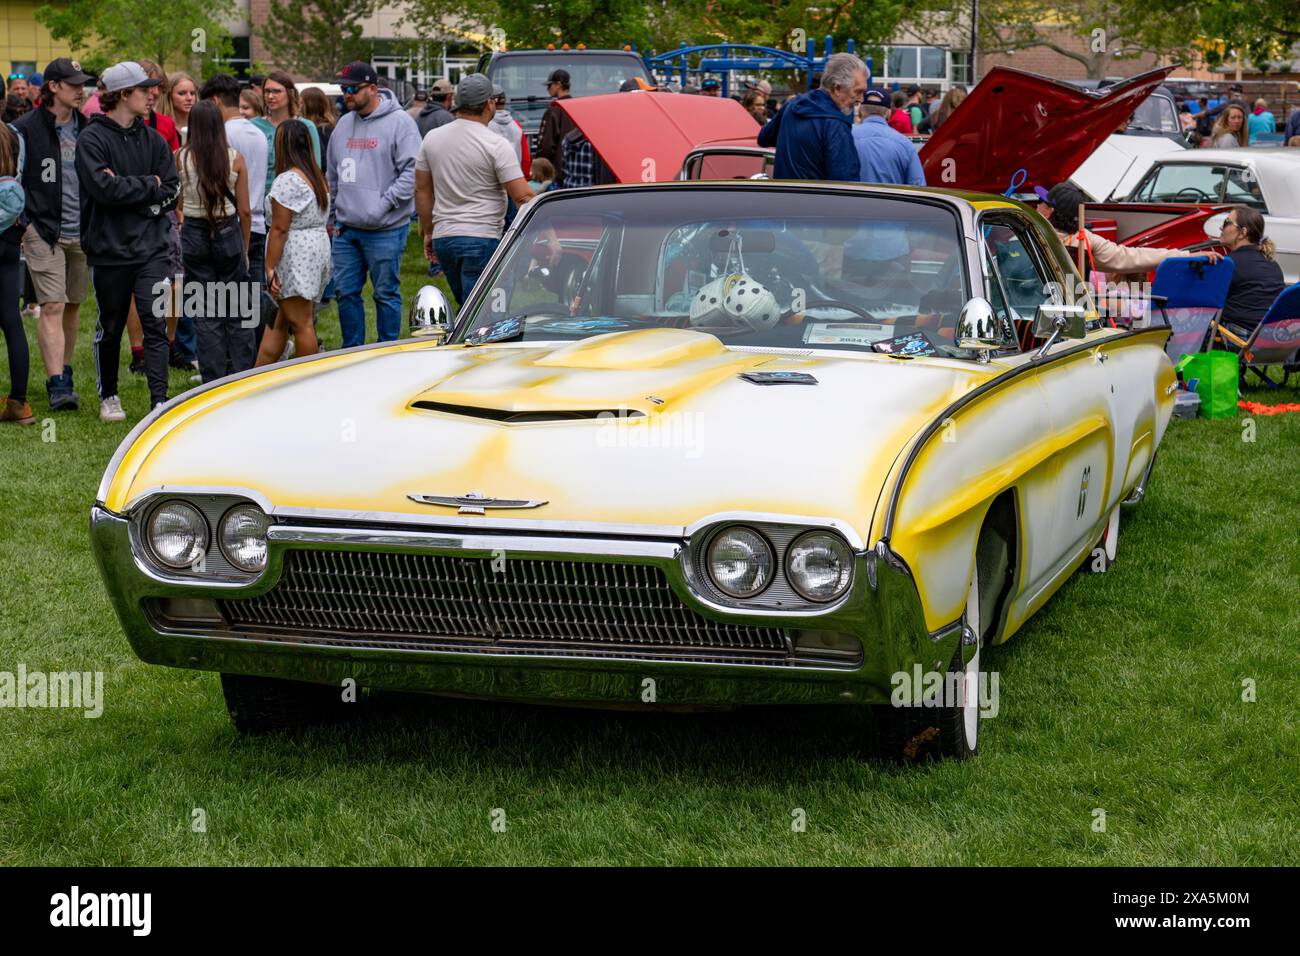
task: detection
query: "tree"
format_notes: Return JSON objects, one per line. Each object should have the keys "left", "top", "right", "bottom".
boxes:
{"left": 34, "top": 0, "right": 235, "bottom": 75}
{"left": 264, "top": 0, "right": 379, "bottom": 79}
{"left": 1150, "top": 0, "right": 1300, "bottom": 72}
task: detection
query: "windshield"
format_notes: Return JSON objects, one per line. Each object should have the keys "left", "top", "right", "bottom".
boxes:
{"left": 489, "top": 54, "right": 653, "bottom": 100}
{"left": 1129, "top": 94, "right": 1179, "bottom": 134}
{"left": 453, "top": 188, "right": 971, "bottom": 355}
{"left": 1134, "top": 163, "right": 1266, "bottom": 210}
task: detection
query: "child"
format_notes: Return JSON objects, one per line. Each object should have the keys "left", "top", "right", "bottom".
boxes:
{"left": 529, "top": 157, "right": 555, "bottom": 193}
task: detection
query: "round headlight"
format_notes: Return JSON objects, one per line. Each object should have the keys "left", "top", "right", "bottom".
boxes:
{"left": 706, "top": 526, "right": 774, "bottom": 598}
{"left": 219, "top": 504, "right": 271, "bottom": 572}
{"left": 147, "top": 501, "right": 209, "bottom": 569}
{"left": 786, "top": 531, "right": 854, "bottom": 603}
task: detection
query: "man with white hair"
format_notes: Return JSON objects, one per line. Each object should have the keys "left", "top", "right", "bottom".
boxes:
{"left": 757, "top": 52, "right": 865, "bottom": 181}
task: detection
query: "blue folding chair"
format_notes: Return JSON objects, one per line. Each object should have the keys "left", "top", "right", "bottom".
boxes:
{"left": 1212, "top": 283, "right": 1300, "bottom": 389}
{"left": 1150, "top": 256, "right": 1236, "bottom": 363}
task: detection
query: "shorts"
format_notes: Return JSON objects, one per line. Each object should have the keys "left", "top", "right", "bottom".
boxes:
{"left": 21, "top": 225, "right": 90, "bottom": 304}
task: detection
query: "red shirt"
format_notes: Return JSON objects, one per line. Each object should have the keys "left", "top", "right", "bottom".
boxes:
{"left": 888, "top": 109, "right": 914, "bottom": 136}
{"left": 148, "top": 111, "right": 180, "bottom": 152}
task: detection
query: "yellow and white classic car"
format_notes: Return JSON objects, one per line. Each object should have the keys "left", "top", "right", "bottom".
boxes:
{"left": 90, "top": 182, "right": 1175, "bottom": 759}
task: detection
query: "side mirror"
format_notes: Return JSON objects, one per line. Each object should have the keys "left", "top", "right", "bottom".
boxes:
{"left": 1033, "top": 302, "right": 1088, "bottom": 339}
{"left": 957, "top": 297, "right": 1001, "bottom": 362}
{"left": 1032, "top": 302, "right": 1088, "bottom": 357}
{"left": 409, "top": 284, "right": 453, "bottom": 342}
{"left": 1203, "top": 212, "right": 1228, "bottom": 241}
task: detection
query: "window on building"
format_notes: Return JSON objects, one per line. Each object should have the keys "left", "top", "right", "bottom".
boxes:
{"left": 920, "top": 47, "right": 947, "bottom": 79}
{"left": 951, "top": 51, "right": 972, "bottom": 86}
{"left": 888, "top": 47, "right": 918, "bottom": 80}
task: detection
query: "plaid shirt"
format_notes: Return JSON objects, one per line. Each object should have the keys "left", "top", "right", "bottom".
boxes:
{"left": 561, "top": 133, "right": 594, "bottom": 188}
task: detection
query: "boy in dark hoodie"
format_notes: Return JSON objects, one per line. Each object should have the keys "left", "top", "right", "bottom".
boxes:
{"left": 757, "top": 52, "right": 865, "bottom": 182}
{"left": 75, "top": 61, "right": 180, "bottom": 420}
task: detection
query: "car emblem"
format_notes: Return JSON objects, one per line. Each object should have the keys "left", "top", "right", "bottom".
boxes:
{"left": 407, "top": 491, "right": 549, "bottom": 515}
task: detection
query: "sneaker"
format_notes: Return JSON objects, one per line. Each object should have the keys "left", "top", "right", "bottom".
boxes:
{"left": 47, "top": 375, "right": 78, "bottom": 412}
{"left": 129, "top": 351, "right": 146, "bottom": 375}
{"left": 100, "top": 395, "right": 126, "bottom": 423}
{"left": 62, "top": 365, "right": 81, "bottom": 405}
{"left": 0, "top": 396, "right": 36, "bottom": 425}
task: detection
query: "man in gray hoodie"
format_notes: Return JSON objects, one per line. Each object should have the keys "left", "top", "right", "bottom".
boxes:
{"left": 326, "top": 60, "right": 422, "bottom": 347}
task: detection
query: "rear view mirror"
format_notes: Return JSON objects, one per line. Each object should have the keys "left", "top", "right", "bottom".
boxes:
{"left": 957, "top": 297, "right": 1000, "bottom": 363}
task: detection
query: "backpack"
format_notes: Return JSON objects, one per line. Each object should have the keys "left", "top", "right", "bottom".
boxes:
{"left": 0, "top": 123, "right": 26, "bottom": 232}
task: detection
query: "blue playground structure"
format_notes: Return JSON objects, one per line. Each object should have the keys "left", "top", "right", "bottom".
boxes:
{"left": 644, "top": 37, "right": 872, "bottom": 97}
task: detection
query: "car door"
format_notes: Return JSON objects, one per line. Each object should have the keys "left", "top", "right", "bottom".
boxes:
{"left": 981, "top": 211, "right": 1120, "bottom": 602}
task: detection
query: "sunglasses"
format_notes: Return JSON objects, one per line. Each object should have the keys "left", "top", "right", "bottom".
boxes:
{"left": 1222, "top": 219, "right": 1238, "bottom": 228}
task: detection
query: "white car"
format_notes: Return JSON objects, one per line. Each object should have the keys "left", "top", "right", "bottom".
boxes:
{"left": 1124, "top": 148, "right": 1300, "bottom": 282}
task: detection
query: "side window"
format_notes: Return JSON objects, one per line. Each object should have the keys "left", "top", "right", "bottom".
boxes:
{"left": 1224, "top": 167, "right": 1268, "bottom": 212}
{"left": 1137, "top": 164, "right": 1226, "bottom": 203}
{"left": 982, "top": 217, "right": 1057, "bottom": 322}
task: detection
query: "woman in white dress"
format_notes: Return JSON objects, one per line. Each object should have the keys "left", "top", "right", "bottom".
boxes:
{"left": 255, "top": 120, "right": 331, "bottom": 365}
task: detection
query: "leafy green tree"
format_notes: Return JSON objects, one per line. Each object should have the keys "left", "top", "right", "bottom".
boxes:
{"left": 34, "top": 0, "right": 235, "bottom": 74}
{"left": 264, "top": 0, "right": 379, "bottom": 79}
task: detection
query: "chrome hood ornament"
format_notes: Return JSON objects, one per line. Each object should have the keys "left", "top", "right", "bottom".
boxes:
{"left": 407, "top": 491, "right": 549, "bottom": 515}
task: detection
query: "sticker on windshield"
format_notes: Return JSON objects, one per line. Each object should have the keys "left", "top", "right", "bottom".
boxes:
{"left": 536, "top": 318, "right": 631, "bottom": 333}
{"left": 803, "top": 322, "right": 889, "bottom": 347}
{"left": 874, "top": 331, "right": 939, "bottom": 357}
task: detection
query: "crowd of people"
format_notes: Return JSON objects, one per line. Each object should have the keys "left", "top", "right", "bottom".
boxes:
{"left": 0, "top": 57, "right": 541, "bottom": 426}
{"left": 1, "top": 53, "right": 1295, "bottom": 427}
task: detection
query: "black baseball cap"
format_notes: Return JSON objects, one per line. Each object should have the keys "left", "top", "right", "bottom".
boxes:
{"left": 338, "top": 61, "right": 379, "bottom": 86}
{"left": 546, "top": 69, "right": 570, "bottom": 86}
{"left": 42, "top": 57, "right": 92, "bottom": 86}
{"left": 862, "top": 88, "right": 889, "bottom": 107}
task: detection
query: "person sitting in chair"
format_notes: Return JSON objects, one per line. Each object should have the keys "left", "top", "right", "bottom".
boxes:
{"left": 1218, "top": 205, "right": 1284, "bottom": 337}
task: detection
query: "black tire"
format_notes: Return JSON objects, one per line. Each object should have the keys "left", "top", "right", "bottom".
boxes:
{"left": 872, "top": 642, "right": 980, "bottom": 762}
{"left": 220, "top": 673, "right": 358, "bottom": 735}
{"left": 871, "top": 561, "right": 984, "bottom": 762}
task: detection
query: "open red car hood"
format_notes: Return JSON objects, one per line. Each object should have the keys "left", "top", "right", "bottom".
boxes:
{"left": 556, "top": 92, "right": 759, "bottom": 183}
{"left": 920, "top": 66, "right": 1175, "bottom": 194}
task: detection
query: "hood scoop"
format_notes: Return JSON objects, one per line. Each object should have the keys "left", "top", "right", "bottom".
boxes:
{"left": 412, "top": 400, "right": 644, "bottom": 424}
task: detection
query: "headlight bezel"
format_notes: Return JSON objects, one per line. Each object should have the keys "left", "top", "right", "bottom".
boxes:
{"left": 218, "top": 503, "right": 273, "bottom": 572}
{"left": 131, "top": 493, "right": 274, "bottom": 580}
{"left": 784, "top": 530, "right": 855, "bottom": 603}
{"left": 705, "top": 525, "right": 776, "bottom": 599}
{"left": 144, "top": 500, "right": 210, "bottom": 570}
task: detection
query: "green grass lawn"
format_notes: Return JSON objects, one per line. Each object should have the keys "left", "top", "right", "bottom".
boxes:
{"left": 1, "top": 233, "right": 1297, "bottom": 865}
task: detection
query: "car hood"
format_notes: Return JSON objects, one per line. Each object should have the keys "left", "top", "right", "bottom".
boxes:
{"left": 920, "top": 66, "right": 1175, "bottom": 194}
{"left": 557, "top": 92, "right": 761, "bottom": 183}
{"left": 102, "top": 329, "right": 996, "bottom": 542}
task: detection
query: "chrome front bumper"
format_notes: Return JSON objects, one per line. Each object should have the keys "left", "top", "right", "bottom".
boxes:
{"left": 89, "top": 504, "right": 955, "bottom": 708}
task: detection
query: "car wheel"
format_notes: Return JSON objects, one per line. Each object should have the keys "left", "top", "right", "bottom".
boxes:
{"left": 1079, "top": 505, "right": 1120, "bottom": 574}
{"left": 872, "top": 564, "right": 982, "bottom": 761}
{"left": 220, "top": 673, "right": 358, "bottom": 735}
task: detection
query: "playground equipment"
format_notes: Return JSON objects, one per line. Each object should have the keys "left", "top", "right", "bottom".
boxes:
{"left": 645, "top": 37, "right": 871, "bottom": 97}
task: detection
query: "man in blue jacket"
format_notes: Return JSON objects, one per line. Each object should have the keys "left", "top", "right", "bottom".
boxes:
{"left": 757, "top": 52, "right": 866, "bottom": 181}
{"left": 326, "top": 60, "right": 422, "bottom": 347}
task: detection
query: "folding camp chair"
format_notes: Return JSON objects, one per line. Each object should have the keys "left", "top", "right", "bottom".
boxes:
{"left": 1149, "top": 256, "right": 1235, "bottom": 363}
{"left": 1211, "top": 283, "right": 1300, "bottom": 389}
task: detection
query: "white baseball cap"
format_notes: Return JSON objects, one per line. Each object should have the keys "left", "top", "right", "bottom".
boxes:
{"left": 100, "top": 61, "right": 161, "bottom": 94}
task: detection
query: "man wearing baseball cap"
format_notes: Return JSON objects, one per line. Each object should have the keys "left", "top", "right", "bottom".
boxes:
{"left": 414, "top": 73, "right": 533, "bottom": 307}
{"left": 12, "top": 57, "right": 92, "bottom": 412}
{"left": 535, "top": 69, "right": 576, "bottom": 184}
{"left": 75, "top": 61, "right": 179, "bottom": 420}
{"left": 325, "top": 60, "right": 422, "bottom": 347}
{"left": 851, "top": 88, "right": 925, "bottom": 186}
{"left": 416, "top": 77, "right": 455, "bottom": 138}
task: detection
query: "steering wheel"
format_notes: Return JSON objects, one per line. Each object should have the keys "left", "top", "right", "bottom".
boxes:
{"left": 1173, "top": 186, "right": 1212, "bottom": 202}
{"left": 779, "top": 298, "right": 877, "bottom": 323}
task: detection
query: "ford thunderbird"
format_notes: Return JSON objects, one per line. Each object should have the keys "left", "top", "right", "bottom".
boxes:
{"left": 90, "top": 181, "right": 1175, "bottom": 759}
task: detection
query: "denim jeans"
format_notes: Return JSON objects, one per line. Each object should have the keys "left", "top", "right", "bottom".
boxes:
{"left": 332, "top": 222, "right": 409, "bottom": 348}
{"left": 433, "top": 236, "right": 500, "bottom": 308}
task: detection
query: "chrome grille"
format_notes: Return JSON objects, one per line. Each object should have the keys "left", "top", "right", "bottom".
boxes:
{"left": 217, "top": 549, "right": 791, "bottom": 662}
